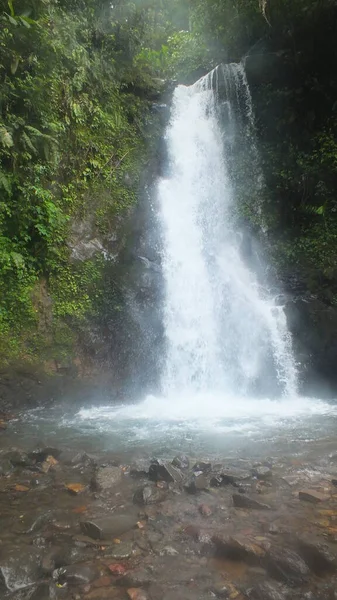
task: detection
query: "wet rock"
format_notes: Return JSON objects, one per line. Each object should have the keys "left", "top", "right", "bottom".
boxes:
{"left": 266, "top": 547, "right": 310, "bottom": 584}
{"left": 104, "top": 542, "right": 134, "bottom": 559}
{"left": 282, "top": 476, "right": 299, "bottom": 487}
{"left": 80, "top": 515, "right": 137, "bottom": 539}
{"left": 93, "top": 466, "right": 122, "bottom": 492}
{"left": 41, "top": 546, "right": 71, "bottom": 575}
{"left": 297, "top": 537, "right": 337, "bottom": 574}
{"left": 127, "top": 588, "right": 149, "bottom": 600}
{"left": 5, "top": 449, "right": 32, "bottom": 467}
{"left": 248, "top": 581, "right": 290, "bottom": 600}
{"left": 199, "top": 503, "right": 212, "bottom": 517}
{"left": 0, "top": 546, "right": 41, "bottom": 592}
{"left": 213, "top": 534, "right": 266, "bottom": 563}
{"left": 298, "top": 489, "right": 328, "bottom": 503}
{"left": 253, "top": 466, "right": 272, "bottom": 480}
{"left": 59, "top": 450, "right": 92, "bottom": 466}
{"left": 210, "top": 468, "right": 251, "bottom": 487}
{"left": 192, "top": 462, "right": 212, "bottom": 474}
{"left": 172, "top": 455, "right": 189, "bottom": 470}
{"left": 0, "top": 457, "right": 13, "bottom": 475}
{"left": 185, "top": 472, "right": 209, "bottom": 494}
{"left": 129, "top": 460, "right": 150, "bottom": 478}
{"left": 160, "top": 546, "right": 179, "bottom": 556}
{"left": 29, "top": 446, "right": 62, "bottom": 463}
{"left": 56, "top": 564, "right": 98, "bottom": 585}
{"left": 149, "top": 460, "right": 183, "bottom": 484}
{"left": 233, "top": 494, "right": 271, "bottom": 510}
{"left": 133, "top": 485, "right": 167, "bottom": 505}
{"left": 269, "top": 524, "right": 280, "bottom": 535}
{"left": 29, "top": 582, "right": 53, "bottom": 600}
{"left": 211, "top": 581, "right": 243, "bottom": 599}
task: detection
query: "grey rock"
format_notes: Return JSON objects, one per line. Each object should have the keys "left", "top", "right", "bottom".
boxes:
{"left": 266, "top": 547, "right": 310, "bottom": 584}
{"left": 253, "top": 466, "right": 272, "bottom": 480}
{"left": 233, "top": 494, "right": 271, "bottom": 510}
{"left": 149, "top": 460, "right": 183, "bottom": 483}
{"left": 129, "top": 460, "right": 150, "bottom": 478}
{"left": 0, "top": 546, "right": 41, "bottom": 592}
{"left": 172, "top": 455, "right": 189, "bottom": 470}
{"left": 210, "top": 468, "right": 251, "bottom": 487}
{"left": 185, "top": 472, "right": 209, "bottom": 494}
{"left": 104, "top": 542, "right": 134, "bottom": 559}
{"left": 133, "top": 485, "right": 167, "bottom": 505}
{"left": 28, "top": 446, "right": 61, "bottom": 463}
{"left": 192, "top": 462, "right": 212, "bottom": 474}
{"left": 0, "top": 457, "right": 13, "bottom": 476}
{"left": 5, "top": 450, "right": 32, "bottom": 467}
{"left": 297, "top": 537, "right": 337, "bottom": 574}
{"left": 55, "top": 564, "right": 98, "bottom": 585}
{"left": 80, "top": 514, "right": 137, "bottom": 539}
{"left": 41, "top": 546, "right": 71, "bottom": 575}
{"left": 93, "top": 466, "right": 122, "bottom": 491}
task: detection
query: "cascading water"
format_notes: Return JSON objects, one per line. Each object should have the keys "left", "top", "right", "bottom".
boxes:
{"left": 66, "top": 62, "right": 336, "bottom": 449}
{"left": 159, "top": 62, "right": 297, "bottom": 401}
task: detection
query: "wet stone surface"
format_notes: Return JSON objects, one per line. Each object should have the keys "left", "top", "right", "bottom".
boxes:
{"left": 2, "top": 428, "right": 337, "bottom": 599}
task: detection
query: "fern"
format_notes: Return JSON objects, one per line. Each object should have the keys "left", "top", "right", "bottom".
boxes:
{"left": 0, "top": 172, "right": 12, "bottom": 195}
{"left": 0, "top": 127, "right": 13, "bottom": 148}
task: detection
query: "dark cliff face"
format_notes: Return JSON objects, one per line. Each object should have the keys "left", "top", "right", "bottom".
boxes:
{"left": 243, "top": 2, "right": 337, "bottom": 395}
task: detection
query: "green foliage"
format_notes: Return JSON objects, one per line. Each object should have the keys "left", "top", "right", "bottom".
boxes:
{"left": 0, "top": 0, "right": 167, "bottom": 363}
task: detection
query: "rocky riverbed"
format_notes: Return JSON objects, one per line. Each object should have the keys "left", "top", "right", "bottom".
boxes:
{"left": 1, "top": 413, "right": 337, "bottom": 600}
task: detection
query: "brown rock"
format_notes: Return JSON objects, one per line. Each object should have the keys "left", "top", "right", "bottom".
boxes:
{"left": 199, "top": 503, "right": 212, "bottom": 517}
{"left": 65, "top": 483, "right": 86, "bottom": 495}
{"left": 298, "top": 489, "right": 328, "bottom": 503}
{"left": 127, "top": 588, "right": 148, "bottom": 600}
{"left": 213, "top": 534, "right": 265, "bottom": 563}
{"left": 233, "top": 494, "right": 271, "bottom": 510}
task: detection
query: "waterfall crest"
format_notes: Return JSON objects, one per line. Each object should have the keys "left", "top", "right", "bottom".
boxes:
{"left": 159, "top": 62, "right": 298, "bottom": 399}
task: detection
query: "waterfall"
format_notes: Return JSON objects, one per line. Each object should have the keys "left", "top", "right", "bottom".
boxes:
{"left": 158, "top": 62, "right": 298, "bottom": 400}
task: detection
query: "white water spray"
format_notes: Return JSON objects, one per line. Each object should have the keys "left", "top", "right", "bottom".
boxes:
{"left": 159, "top": 63, "right": 297, "bottom": 399}
{"left": 71, "top": 64, "right": 337, "bottom": 441}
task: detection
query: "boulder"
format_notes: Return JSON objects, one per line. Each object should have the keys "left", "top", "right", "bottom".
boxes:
{"left": 266, "top": 547, "right": 310, "bottom": 584}
{"left": 185, "top": 472, "right": 209, "bottom": 494}
{"left": 297, "top": 537, "right": 337, "bottom": 574}
{"left": 0, "top": 546, "right": 41, "bottom": 592}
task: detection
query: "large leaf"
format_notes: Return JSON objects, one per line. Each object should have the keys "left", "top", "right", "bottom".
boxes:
{"left": 8, "top": 0, "right": 15, "bottom": 18}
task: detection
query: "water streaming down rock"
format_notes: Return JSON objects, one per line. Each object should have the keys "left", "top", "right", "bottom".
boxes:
{"left": 158, "top": 62, "right": 298, "bottom": 400}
